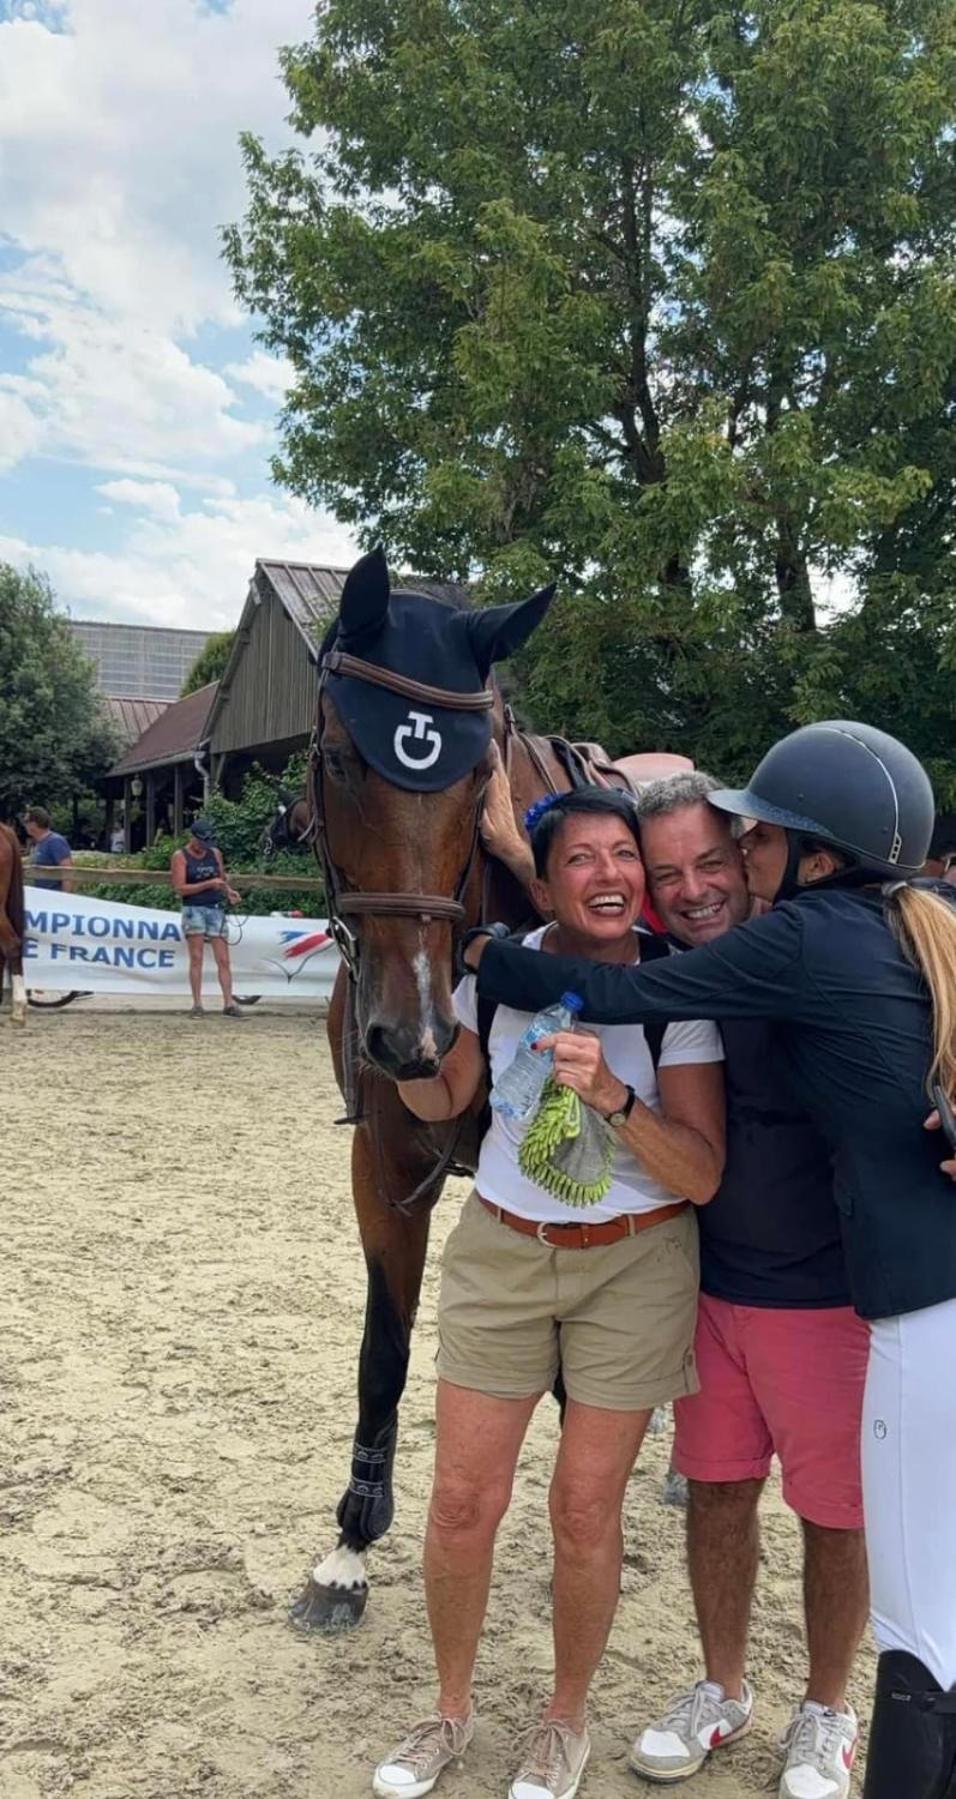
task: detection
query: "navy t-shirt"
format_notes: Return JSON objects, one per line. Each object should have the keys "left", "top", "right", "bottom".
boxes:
{"left": 31, "top": 832, "right": 72, "bottom": 890}
{"left": 700, "top": 1016, "right": 848, "bottom": 1308}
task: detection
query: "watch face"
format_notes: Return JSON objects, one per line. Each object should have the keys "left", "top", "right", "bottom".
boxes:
{"left": 608, "top": 1087, "right": 634, "bottom": 1126}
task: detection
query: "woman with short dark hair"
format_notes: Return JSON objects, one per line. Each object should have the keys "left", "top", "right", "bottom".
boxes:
{"left": 373, "top": 788, "right": 725, "bottom": 1799}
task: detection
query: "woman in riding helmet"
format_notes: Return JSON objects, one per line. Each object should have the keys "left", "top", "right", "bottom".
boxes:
{"left": 464, "top": 721, "right": 956, "bottom": 1799}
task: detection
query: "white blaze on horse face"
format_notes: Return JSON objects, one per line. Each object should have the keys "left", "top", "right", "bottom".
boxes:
{"left": 413, "top": 946, "right": 439, "bottom": 1063}
{"left": 312, "top": 1544, "right": 368, "bottom": 1592}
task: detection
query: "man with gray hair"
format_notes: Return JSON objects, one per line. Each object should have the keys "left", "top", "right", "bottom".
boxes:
{"left": 630, "top": 772, "right": 869, "bottom": 1799}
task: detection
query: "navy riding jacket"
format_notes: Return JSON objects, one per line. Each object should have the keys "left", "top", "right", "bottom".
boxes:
{"left": 476, "top": 886, "right": 956, "bottom": 1321}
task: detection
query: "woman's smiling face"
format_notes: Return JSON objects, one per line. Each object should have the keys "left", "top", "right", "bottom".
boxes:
{"left": 531, "top": 811, "right": 646, "bottom": 943}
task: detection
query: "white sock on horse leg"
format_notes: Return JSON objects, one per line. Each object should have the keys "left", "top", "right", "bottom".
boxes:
{"left": 311, "top": 1544, "right": 367, "bottom": 1591}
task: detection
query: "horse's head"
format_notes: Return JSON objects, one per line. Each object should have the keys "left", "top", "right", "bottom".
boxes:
{"left": 317, "top": 548, "right": 554, "bottom": 1081}
{"left": 260, "top": 788, "right": 294, "bottom": 861}
{"left": 261, "top": 788, "right": 312, "bottom": 861}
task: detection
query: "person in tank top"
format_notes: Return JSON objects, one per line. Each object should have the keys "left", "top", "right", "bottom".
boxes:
{"left": 171, "top": 818, "right": 244, "bottom": 1019}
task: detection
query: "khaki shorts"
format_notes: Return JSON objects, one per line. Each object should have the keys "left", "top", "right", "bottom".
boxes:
{"left": 437, "top": 1192, "right": 700, "bottom": 1412}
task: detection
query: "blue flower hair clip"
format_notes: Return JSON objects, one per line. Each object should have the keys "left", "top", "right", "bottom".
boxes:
{"left": 524, "top": 793, "right": 564, "bottom": 834}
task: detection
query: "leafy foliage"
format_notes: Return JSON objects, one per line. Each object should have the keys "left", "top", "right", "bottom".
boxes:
{"left": 0, "top": 564, "right": 119, "bottom": 820}
{"left": 84, "top": 756, "right": 322, "bottom": 914}
{"left": 180, "top": 631, "right": 235, "bottom": 697}
{"left": 227, "top": 0, "right": 956, "bottom": 790}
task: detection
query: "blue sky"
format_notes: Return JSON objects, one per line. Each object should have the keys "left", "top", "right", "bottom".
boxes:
{"left": 0, "top": 0, "right": 356, "bottom": 629}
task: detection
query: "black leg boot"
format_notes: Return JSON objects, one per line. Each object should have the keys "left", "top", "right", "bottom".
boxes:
{"left": 863, "top": 1651, "right": 956, "bottom": 1799}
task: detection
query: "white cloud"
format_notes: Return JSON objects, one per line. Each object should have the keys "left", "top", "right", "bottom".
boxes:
{"left": 0, "top": 384, "right": 45, "bottom": 470}
{"left": 0, "top": 490, "right": 358, "bottom": 629}
{"left": 0, "top": 0, "right": 317, "bottom": 480}
{"left": 223, "top": 349, "right": 295, "bottom": 404}
{"left": 96, "top": 478, "right": 184, "bottom": 522}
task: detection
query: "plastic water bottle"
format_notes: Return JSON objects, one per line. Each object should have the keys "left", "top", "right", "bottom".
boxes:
{"left": 490, "top": 992, "right": 584, "bottom": 1120}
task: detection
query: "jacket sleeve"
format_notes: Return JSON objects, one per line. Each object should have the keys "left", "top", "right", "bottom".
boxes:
{"left": 476, "top": 904, "right": 811, "bottom": 1026}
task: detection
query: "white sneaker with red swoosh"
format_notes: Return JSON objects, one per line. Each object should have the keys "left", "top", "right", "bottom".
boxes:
{"left": 630, "top": 1679, "right": 754, "bottom": 1782}
{"left": 778, "top": 1701, "right": 858, "bottom": 1799}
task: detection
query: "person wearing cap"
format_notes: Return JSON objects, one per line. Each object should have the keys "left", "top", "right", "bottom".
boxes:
{"left": 464, "top": 721, "right": 956, "bottom": 1799}
{"left": 171, "top": 819, "right": 243, "bottom": 1018}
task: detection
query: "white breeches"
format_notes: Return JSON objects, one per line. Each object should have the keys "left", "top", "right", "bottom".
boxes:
{"left": 863, "top": 1296, "right": 956, "bottom": 1688}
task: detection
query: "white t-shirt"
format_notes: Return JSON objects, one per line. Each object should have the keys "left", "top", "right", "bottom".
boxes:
{"left": 453, "top": 925, "right": 724, "bottom": 1224}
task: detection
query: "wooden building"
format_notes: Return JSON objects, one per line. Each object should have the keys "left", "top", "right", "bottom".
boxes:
{"left": 105, "top": 683, "right": 217, "bottom": 849}
{"left": 205, "top": 560, "right": 464, "bottom": 794}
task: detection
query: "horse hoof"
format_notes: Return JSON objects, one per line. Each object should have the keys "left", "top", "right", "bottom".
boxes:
{"left": 288, "top": 1574, "right": 368, "bottom": 1636}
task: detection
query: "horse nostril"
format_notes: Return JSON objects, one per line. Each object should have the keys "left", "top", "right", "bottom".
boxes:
{"left": 364, "top": 1024, "right": 392, "bottom": 1072}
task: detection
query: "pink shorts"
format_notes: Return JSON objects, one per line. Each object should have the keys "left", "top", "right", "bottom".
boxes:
{"left": 673, "top": 1294, "right": 869, "bottom": 1530}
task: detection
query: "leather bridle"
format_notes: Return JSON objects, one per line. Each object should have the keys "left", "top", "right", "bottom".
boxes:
{"left": 309, "top": 647, "right": 499, "bottom": 979}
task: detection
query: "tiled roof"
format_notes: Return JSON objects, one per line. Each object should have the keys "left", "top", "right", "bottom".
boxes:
{"left": 108, "top": 683, "right": 218, "bottom": 776}
{"left": 254, "top": 559, "right": 470, "bottom": 652}
{"left": 103, "top": 696, "right": 169, "bottom": 751}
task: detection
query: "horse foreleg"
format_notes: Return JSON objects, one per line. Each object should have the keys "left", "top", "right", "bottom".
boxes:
{"left": 290, "top": 1119, "right": 435, "bottom": 1636}
{"left": 0, "top": 925, "right": 25, "bottom": 1026}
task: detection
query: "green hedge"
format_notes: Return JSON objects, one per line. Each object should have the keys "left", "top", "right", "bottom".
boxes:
{"left": 81, "top": 757, "right": 324, "bottom": 916}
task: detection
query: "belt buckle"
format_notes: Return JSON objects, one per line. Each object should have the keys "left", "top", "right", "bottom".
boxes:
{"left": 536, "top": 1221, "right": 553, "bottom": 1246}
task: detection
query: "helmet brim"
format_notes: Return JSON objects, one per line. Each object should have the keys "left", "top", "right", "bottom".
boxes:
{"left": 708, "top": 786, "right": 831, "bottom": 837}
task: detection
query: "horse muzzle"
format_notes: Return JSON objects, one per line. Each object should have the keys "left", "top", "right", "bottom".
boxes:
{"left": 363, "top": 1015, "right": 459, "bottom": 1083}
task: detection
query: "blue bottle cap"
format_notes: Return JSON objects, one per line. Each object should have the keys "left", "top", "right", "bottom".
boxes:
{"left": 560, "top": 992, "right": 584, "bottom": 1013}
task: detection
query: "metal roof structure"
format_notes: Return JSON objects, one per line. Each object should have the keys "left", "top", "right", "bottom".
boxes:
{"left": 103, "top": 696, "right": 169, "bottom": 752}
{"left": 254, "top": 559, "right": 469, "bottom": 652}
{"left": 204, "top": 561, "right": 470, "bottom": 754}
{"left": 108, "top": 683, "right": 218, "bottom": 778}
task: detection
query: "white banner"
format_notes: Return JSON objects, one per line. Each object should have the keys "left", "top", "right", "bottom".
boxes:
{"left": 23, "top": 887, "right": 341, "bottom": 1000}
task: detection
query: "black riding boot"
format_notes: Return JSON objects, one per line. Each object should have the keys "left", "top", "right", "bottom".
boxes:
{"left": 863, "top": 1651, "right": 956, "bottom": 1799}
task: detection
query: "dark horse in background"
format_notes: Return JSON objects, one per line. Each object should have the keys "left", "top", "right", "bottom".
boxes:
{"left": 0, "top": 823, "right": 27, "bottom": 1027}
{"left": 284, "top": 549, "right": 688, "bottom": 1634}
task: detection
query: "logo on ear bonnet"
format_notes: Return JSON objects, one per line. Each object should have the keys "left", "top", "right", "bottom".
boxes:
{"left": 394, "top": 710, "right": 443, "bottom": 772}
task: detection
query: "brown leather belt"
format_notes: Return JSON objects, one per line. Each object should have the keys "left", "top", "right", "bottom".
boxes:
{"left": 477, "top": 1193, "right": 688, "bottom": 1249}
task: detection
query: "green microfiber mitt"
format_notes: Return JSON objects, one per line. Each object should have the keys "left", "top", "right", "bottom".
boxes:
{"left": 518, "top": 1076, "right": 615, "bottom": 1207}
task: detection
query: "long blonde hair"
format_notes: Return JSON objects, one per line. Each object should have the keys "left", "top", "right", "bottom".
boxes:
{"left": 885, "top": 885, "right": 956, "bottom": 1102}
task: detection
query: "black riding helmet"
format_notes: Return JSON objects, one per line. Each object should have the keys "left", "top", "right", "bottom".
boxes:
{"left": 709, "top": 721, "right": 935, "bottom": 893}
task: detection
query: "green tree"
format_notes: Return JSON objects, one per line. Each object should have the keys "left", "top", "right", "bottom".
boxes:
{"left": 226, "top": 0, "right": 956, "bottom": 782}
{"left": 181, "top": 630, "right": 235, "bottom": 696}
{"left": 0, "top": 564, "right": 118, "bottom": 821}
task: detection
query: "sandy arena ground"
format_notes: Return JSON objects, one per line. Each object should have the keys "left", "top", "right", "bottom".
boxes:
{"left": 1, "top": 1001, "right": 875, "bottom": 1798}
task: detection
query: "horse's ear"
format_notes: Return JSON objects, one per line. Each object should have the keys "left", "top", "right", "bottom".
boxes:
{"left": 464, "top": 583, "right": 557, "bottom": 676}
{"left": 338, "top": 546, "right": 391, "bottom": 643}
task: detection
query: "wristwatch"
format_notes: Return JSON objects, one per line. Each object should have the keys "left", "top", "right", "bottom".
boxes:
{"left": 605, "top": 1085, "right": 636, "bottom": 1128}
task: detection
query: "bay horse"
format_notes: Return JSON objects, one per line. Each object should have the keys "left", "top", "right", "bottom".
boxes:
{"left": 259, "top": 789, "right": 313, "bottom": 859}
{"left": 286, "top": 549, "right": 690, "bottom": 1634}
{"left": 0, "top": 822, "right": 27, "bottom": 1026}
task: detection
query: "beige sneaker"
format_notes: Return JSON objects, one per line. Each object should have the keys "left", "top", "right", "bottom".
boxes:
{"left": 509, "top": 1719, "right": 591, "bottom": 1799}
{"left": 372, "top": 1711, "right": 474, "bottom": 1798}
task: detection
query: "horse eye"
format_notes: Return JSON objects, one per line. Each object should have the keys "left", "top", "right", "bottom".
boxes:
{"left": 323, "top": 748, "right": 348, "bottom": 783}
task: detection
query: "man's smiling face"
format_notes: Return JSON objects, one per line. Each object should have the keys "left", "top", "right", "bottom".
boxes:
{"left": 641, "top": 801, "right": 750, "bottom": 945}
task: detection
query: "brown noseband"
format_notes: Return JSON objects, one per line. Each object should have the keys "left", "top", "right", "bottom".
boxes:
{"left": 311, "top": 648, "right": 496, "bottom": 976}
